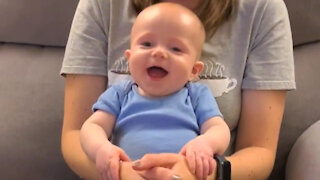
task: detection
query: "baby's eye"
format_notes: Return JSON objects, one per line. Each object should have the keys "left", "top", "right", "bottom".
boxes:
{"left": 141, "top": 41, "right": 152, "bottom": 47}
{"left": 172, "top": 47, "right": 182, "bottom": 52}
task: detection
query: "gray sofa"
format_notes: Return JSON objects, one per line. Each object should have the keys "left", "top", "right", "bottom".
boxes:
{"left": 0, "top": 0, "right": 319, "bottom": 179}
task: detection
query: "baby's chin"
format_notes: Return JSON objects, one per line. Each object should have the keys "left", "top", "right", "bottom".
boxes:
{"left": 138, "top": 85, "right": 183, "bottom": 98}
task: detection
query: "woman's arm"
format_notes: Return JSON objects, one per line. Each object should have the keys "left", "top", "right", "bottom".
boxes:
{"left": 228, "top": 90, "right": 286, "bottom": 180}
{"left": 61, "top": 74, "right": 106, "bottom": 180}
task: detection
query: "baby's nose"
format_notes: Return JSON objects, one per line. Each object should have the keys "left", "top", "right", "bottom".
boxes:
{"left": 151, "top": 48, "right": 168, "bottom": 59}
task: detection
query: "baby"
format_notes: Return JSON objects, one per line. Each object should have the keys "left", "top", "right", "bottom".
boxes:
{"left": 80, "top": 2, "right": 230, "bottom": 180}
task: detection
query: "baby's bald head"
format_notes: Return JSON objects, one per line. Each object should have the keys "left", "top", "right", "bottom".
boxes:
{"left": 131, "top": 3, "right": 205, "bottom": 57}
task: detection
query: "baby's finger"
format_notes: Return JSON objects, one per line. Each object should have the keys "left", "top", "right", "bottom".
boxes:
{"left": 186, "top": 150, "right": 196, "bottom": 174}
{"left": 195, "top": 154, "right": 204, "bottom": 180}
{"left": 97, "top": 160, "right": 109, "bottom": 180}
{"left": 202, "top": 157, "right": 210, "bottom": 178}
{"left": 110, "top": 158, "right": 120, "bottom": 180}
{"left": 208, "top": 158, "right": 216, "bottom": 175}
{"left": 101, "top": 167, "right": 110, "bottom": 180}
{"left": 104, "top": 171, "right": 111, "bottom": 180}
{"left": 119, "top": 149, "right": 131, "bottom": 162}
{"left": 179, "top": 145, "right": 187, "bottom": 155}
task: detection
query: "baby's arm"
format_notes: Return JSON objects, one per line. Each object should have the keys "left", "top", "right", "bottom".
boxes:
{"left": 180, "top": 116, "right": 230, "bottom": 179}
{"left": 200, "top": 116, "right": 230, "bottom": 155}
{"left": 80, "top": 110, "right": 131, "bottom": 180}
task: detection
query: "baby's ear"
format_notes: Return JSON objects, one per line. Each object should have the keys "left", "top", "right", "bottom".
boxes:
{"left": 189, "top": 61, "right": 204, "bottom": 81}
{"left": 190, "top": 61, "right": 204, "bottom": 81}
{"left": 124, "top": 50, "right": 131, "bottom": 61}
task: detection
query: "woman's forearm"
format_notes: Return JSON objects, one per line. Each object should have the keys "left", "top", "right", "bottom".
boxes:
{"left": 61, "top": 75, "right": 107, "bottom": 180}
{"left": 228, "top": 90, "right": 286, "bottom": 180}
{"left": 61, "top": 130, "right": 100, "bottom": 180}
{"left": 227, "top": 147, "right": 275, "bottom": 180}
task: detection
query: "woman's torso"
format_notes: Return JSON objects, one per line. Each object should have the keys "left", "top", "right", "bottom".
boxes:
{"left": 61, "top": 0, "right": 295, "bottom": 154}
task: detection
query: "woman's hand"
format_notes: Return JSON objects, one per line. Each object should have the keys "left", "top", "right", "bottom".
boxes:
{"left": 132, "top": 153, "right": 216, "bottom": 180}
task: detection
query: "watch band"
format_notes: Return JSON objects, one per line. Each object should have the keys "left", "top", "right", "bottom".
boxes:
{"left": 214, "top": 154, "right": 231, "bottom": 180}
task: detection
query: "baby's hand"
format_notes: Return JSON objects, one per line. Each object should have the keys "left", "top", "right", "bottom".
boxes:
{"left": 95, "top": 143, "right": 131, "bottom": 180}
{"left": 179, "top": 136, "right": 216, "bottom": 180}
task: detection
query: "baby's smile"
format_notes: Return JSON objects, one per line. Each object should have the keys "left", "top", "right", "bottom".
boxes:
{"left": 147, "top": 66, "right": 168, "bottom": 80}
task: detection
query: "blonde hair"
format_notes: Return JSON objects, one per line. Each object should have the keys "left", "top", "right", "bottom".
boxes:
{"left": 132, "top": 0, "right": 238, "bottom": 38}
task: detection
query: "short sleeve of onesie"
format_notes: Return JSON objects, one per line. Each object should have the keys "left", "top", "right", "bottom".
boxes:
{"left": 188, "top": 83, "right": 223, "bottom": 127}
{"left": 242, "top": 0, "right": 295, "bottom": 89}
{"left": 92, "top": 82, "right": 124, "bottom": 116}
{"left": 60, "top": 0, "right": 110, "bottom": 76}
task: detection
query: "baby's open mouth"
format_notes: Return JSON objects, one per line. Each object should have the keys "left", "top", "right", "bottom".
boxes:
{"left": 147, "top": 66, "right": 168, "bottom": 79}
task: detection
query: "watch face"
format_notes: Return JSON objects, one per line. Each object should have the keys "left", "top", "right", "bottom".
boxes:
{"left": 214, "top": 155, "right": 231, "bottom": 180}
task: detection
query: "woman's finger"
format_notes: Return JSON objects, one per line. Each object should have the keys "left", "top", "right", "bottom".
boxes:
{"left": 138, "top": 167, "right": 181, "bottom": 180}
{"left": 132, "top": 153, "right": 180, "bottom": 170}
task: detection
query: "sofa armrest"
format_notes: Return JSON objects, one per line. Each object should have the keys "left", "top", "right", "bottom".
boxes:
{"left": 286, "top": 120, "right": 320, "bottom": 180}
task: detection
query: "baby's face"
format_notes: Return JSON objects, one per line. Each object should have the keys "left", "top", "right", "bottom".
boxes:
{"left": 125, "top": 4, "right": 204, "bottom": 97}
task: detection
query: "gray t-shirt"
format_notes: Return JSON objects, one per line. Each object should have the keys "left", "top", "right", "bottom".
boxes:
{"left": 61, "top": 0, "right": 296, "bottom": 153}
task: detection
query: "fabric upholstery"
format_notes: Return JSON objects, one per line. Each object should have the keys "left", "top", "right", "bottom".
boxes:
{"left": 0, "top": 0, "right": 78, "bottom": 46}
{"left": 0, "top": 44, "right": 78, "bottom": 179}
{"left": 286, "top": 120, "right": 320, "bottom": 180}
{"left": 284, "top": 0, "right": 320, "bottom": 45}
{"left": 269, "top": 41, "right": 320, "bottom": 180}
{"left": 0, "top": 0, "right": 319, "bottom": 46}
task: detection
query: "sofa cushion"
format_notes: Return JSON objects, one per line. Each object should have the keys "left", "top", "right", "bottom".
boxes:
{"left": 0, "top": 0, "right": 78, "bottom": 46}
{"left": 0, "top": 44, "right": 79, "bottom": 179}
{"left": 268, "top": 41, "right": 320, "bottom": 179}
{"left": 1, "top": 0, "right": 319, "bottom": 47}
{"left": 284, "top": 0, "right": 320, "bottom": 46}
{"left": 0, "top": 0, "right": 320, "bottom": 46}
{"left": 286, "top": 120, "right": 320, "bottom": 180}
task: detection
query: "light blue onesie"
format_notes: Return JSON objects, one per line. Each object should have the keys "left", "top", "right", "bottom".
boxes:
{"left": 93, "top": 80, "right": 222, "bottom": 160}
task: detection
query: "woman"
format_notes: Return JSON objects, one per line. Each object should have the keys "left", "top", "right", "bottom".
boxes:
{"left": 60, "top": 0, "right": 295, "bottom": 179}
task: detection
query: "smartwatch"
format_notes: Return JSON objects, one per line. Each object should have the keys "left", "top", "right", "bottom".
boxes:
{"left": 214, "top": 154, "right": 231, "bottom": 180}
